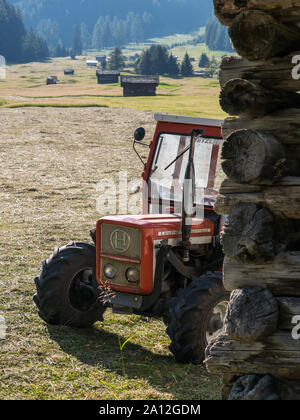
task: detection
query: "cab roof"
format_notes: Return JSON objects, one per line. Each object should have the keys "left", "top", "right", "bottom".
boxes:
{"left": 154, "top": 113, "right": 222, "bottom": 128}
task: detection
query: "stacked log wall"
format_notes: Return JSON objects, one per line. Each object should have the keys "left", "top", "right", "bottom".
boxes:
{"left": 205, "top": 0, "right": 300, "bottom": 400}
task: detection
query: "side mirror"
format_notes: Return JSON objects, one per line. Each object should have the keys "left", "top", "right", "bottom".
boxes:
{"left": 133, "top": 127, "right": 149, "bottom": 166}
{"left": 134, "top": 127, "right": 146, "bottom": 142}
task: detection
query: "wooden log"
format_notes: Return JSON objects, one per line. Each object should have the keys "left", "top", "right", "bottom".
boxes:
{"left": 278, "top": 297, "right": 300, "bottom": 329}
{"left": 225, "top": 374, "right": 300, "bottom": 400}
{"left": 214, "top": 0, "right": 300, "bottom": 26}
{"left": 219, "top": 177, "right": 300, "bottom": 195}
{"left": 220, "top": 78, "right": 300, "bottom": 117}
{"left": 228, "top": 10, "right": 300, "bottom": 61}
{"left": 219, "top": 194, "right": 300, "bottom": 251}
{"left": 215, "top": 184, "right": 300, "bottom": 218}
{"left": 205, "top": 331, "right": 300, "bottom": 379}
{"left": 219, "top": 179, "right": 262, "bottom": 194}
{"left": 221, "top": 202, "right": 277, "bottom": 263}
{"left": 219, "top": 53, "right": 300, "bottom": 93}
{"left": 228, "top": 374, "right": 280, "bottom": 400}
{"left": 223, "top": 253, "right": 300, "bottom": 296}
{"left": 222, "top": 136, "right": 300, "bottom": 182}
{"left": 222, "top": 130, "right": 287, "bottom": 184}
{"left": 222, "top": 108, "right": 300, "bottom": 145}
{"left": 213, "top": 0, "right": 241, "bottom": 25}
{"left": 225, "top": 287, "right": 279, "bottom": 343}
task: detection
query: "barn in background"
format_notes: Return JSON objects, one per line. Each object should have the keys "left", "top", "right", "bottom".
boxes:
{"left": 120, "top": 75, "right": 159, "bottom": 97}
{"left": 64, "top": 69, "right": 75, "bottom": 75}
{"left": 96, "top": 70, "right": 120, "bottom": 84}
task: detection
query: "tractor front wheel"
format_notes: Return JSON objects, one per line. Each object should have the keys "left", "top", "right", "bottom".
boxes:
{"left": 33, "top": 242, "right": 106, "bottom": 328}
{"left": 166, "top": 272, "right": 229, "bottom": 364}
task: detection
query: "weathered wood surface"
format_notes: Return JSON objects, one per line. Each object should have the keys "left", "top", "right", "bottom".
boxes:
{"left": 221, "top": 202, "right": 277, "bottom": 263}
{"left": 223, "top": 253, "right": 300, "bottom": 296}
{"left": 213, "top": 0, "right": 241, "bottom": 25}
{"left": 205, "top": 331, "right": 300, "bottom": 379}
{"left": 219, "top": 177, "right": 300, "bottom": 195}
{"left": 228, "top": 374, "right": 280, "bottom": 400}
{"left": 222, "top": 130, "right": 287, "bottom": 184}
{"left": 219, "top": 179, "right": 263, "bottom": 194}
{"left": 225, "top": 374, "right": 300, "bottom": 400}
{"left": 214, "top": 0, "right": 300, "bottom": 26}
{"left": 222, "top": 108, "right": 300, "bottom": 145}
{"left": 221, "top": 139, "right": 300, "bottom": 181}
{"left": 219, "top": 54, "right": 300, "bottom": 93}
{"left": 278, "top": 297, "right": 300, "bottom": 329}
{"left": 215, "top": 184, "right": 300, "bottom": 218}
{"left": 220, "top": 78, "right": 300, "bottom": 117}
{"left": 225, "top": 287, "right": 279, "bottom": 343}
{"left": 228, "top": 10, "right": 300, "bottom": 61}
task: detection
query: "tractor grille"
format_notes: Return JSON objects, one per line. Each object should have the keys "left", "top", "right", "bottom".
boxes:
{"left": 101, "top": 224, "right": 141, "bottom": 259}
{"left": 100, "top": 224, "right": 141, "bottom": 287}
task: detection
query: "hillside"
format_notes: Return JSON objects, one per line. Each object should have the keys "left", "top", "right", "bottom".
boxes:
{"left": 0, "top": 0, "right": 49, "bottom": 62}
{"left": 9, "top": 0, "right": 213, "bottom": 46}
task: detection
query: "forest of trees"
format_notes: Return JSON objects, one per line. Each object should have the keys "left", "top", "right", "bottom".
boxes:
{"left": 91, "top": 13, "right": 147, "bottom": 51}
{"left": 135, "top": 45, "right": 179, "bottom": 76}
{"left": 9, "top": 0, "right": 213, "bottom": 47}
{"left": 1, "top": 0, "right": 233, "bottom": 65}
{"left": 205, "top": 16, "right": 233, "bottom": 52}
{"left": 0, "top": 0, "right": 49, "bottom": 62}
{"left": 135, "top": 45, "right": 200, "bottom": 77}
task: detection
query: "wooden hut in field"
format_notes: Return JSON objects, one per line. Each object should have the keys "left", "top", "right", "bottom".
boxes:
{"left": 120, "top": 75, "right": 159, "bottom": 97}
{"left": 46, "top": 76, "right": 58, "bottom": 85}
{"left": 64, "top": 68, "right": 75, "bottom": 75}
{"left": 96, "top": 70, "right": 120, "bottom": 84}
{"left": 86, "top": 60, "right": 98, "bottom": 67}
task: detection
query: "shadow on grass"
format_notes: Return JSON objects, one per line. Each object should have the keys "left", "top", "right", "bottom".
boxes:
{"left": 47, "top": 323, "right": 218, "bottom": 399}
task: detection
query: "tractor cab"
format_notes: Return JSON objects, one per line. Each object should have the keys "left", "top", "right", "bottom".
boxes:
{"left": 140, "top": 113, "right": 223, "bottom": 215}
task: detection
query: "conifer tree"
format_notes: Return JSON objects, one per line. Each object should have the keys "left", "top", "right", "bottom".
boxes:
{"left": 108, "top": 47, "right": 125, "bottom": 70}
{"left": 168, "top": 53, "right": 180, "bottom": 76}
{"left": 199, "top": 52, "right": 210, "bottom": 68}
{"left": 181, "top": 52, "right": 194, "bottom": 77}
{"left": 72, "top": 24, "right": 82, "bottom": 57}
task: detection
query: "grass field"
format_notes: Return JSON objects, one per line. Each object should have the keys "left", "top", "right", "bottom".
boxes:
{"left": 0, "top": 106, "right": 224, "bottom": 400}
{"left": 0, "top": 55, "right": 226, "bottom": 118}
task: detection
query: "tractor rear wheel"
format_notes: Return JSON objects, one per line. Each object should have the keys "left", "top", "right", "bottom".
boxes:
{"left": 33, "top": 242, "right": 106, "bottom": 328}
{"left": 166, "top": 272, "right": 229, "bottom": 364}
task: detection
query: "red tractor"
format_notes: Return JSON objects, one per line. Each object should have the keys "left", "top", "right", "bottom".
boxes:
{"left": 33, "top": 113, "right": 229, "bottom": 364}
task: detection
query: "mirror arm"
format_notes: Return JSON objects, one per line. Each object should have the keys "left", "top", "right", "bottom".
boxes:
{"left": 133, "top": 140, "right": 150, "bottom": 166}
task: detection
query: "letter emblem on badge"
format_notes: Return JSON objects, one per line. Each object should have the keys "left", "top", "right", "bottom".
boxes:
{"left": 110, "top": 230, "right": 130, "bottom": 253}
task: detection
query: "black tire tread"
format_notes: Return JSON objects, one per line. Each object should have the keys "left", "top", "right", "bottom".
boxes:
{"left": 166, "top": 271, "right": 229, "bottom": 364}
{"left": 33, "top": 242, "right": 106, "bottom": 328}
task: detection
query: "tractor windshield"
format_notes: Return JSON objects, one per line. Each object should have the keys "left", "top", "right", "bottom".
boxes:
{"left": 148, "top": 133, "right": 223, "bottom": 213}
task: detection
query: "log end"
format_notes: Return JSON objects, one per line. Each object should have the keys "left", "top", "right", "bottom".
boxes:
{"left": 221, "top": 129, "right": 287, "bottom": 184}
{"left": 228, "top": 375, "right": 280, "bottom": 400}
{"left": 225, "top": 287, "right": 279, "bottom": 343}
{"left": 221, "top": 202, "right": 276, "bottom": 263}
{"left": 229, "top": 10, "right": 300, "bottom": 61}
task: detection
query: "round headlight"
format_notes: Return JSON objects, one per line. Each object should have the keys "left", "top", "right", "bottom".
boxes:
{"left": 126, "top": 267, "right": 140, "bottom": 284}
{"left": 103, "top": 263, "right": 116, "bottom": 280}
